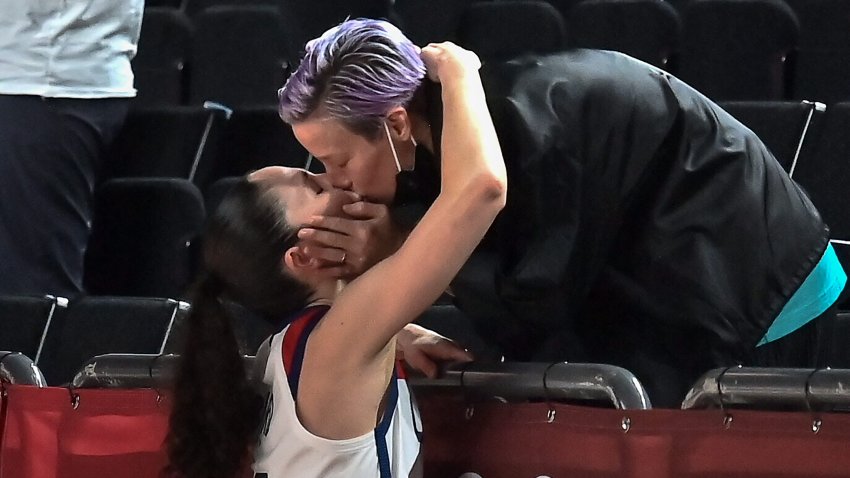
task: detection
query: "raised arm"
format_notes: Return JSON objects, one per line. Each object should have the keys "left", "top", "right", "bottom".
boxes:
{"left": 315, "top": 42, "right": 507, "bottom": 364}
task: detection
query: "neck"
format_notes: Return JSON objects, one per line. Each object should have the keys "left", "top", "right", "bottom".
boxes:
{"left": 307, "top": 279, "right": 346, "bottom": 307}
{"left": 411, "top": 116, "right": 434, "bottom": 154}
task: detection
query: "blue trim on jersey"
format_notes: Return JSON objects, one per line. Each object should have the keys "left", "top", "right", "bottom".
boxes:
{"left": 374, "top": 368, "right": 399, "bottom": 478}
{"left": 759, "top": 243, "right": 847, "bottom": 345}
{"left": 286, "top": 314, "right": 323, "bottom": 398}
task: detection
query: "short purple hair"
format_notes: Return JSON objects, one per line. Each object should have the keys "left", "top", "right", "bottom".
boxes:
{"left": 278, "top": 18, "right": 426, "bottom": 137}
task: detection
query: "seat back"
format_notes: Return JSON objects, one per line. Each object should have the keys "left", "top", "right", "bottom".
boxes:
{"left": 787, "top": 0, "right": 850, "bottom": 103}
{"left": 457, "top": 1, "right": 567, "bottom": 61}
{"left": 189, "top": 6, "right": 290, "bottom": 108}
{"left": 678, "top": 0, "right": 799, "bottom": 101}
{"left": 132, "top": 8, "right": 192, "bottom": 108}
{"left": 36, "top": 296, "right": 188, "bottom": 385}
{"left": 0, "top": 295, "right": 67, "bottom": 360}
{"left": 719, "top": 100, "right": 825, "bottom": 174}
{"left": 216, "top": 106, "right": 308, "bottom": 179}
{"left": 569, "top": 0, "right": 682, "bottom": 69}
{"left": 84, "top": 178, "right": 206, "bottom": 298}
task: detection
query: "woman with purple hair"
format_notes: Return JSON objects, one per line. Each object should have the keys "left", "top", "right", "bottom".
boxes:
{"left": 280, "top": 18, "right": 844, "bottom": 408}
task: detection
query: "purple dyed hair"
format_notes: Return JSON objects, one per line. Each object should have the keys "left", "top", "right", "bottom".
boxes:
{"left": 278, "top": 18, "right": 426, "bottom": 138}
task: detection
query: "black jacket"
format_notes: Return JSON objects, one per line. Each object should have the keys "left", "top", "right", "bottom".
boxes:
{"left": 415, "top": 50, "right": 829, "bottom": 403}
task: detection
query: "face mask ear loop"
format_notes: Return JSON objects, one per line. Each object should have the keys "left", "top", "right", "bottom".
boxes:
{"left": 384, "top": 121, "right": 403, "bottom": 174}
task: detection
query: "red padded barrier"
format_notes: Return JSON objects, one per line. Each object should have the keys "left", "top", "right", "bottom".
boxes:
{"left": 0, "top": 385, "right": 169, "bottom": 478}
{"left": 0, "top": 385, "right": 849, "bottom": 477}
{"left": 418, "top": 393, "right": 850, "bottom": 478}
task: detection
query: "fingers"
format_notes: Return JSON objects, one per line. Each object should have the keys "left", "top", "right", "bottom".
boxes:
{"left": 420, "top": 42, "right": 482, "bottom": 83}
{"left": 299, "top": 227, "right": 349, "bottom": 250}
{"left": 301, "top": 244, "right": 346, "bottom": 264}
{"left": 403, "top": 348, "right": 439, "bottom": 379}
{"left": 342, "top": 201, "right": 388, "bottom": 220}
{"left": 424, "top": 337, "right": 474, "bottom": 363}
{"left": 303, "top": 215, "right": 356, "bottom": 236}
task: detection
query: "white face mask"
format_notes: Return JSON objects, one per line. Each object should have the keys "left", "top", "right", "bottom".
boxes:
{"left": 384, "top": 120, "right": 416, "bottom": 174}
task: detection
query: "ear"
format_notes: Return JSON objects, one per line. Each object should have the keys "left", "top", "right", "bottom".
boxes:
{"left": 385, "top": 106, "right": 413, "bottom": 142}
{"left": 282, "top": 246, "right": 314, "bottom": 278}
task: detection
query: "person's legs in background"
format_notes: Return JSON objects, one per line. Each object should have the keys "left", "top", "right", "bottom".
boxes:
{"left": 0, "top": 95, "right": 129, "bottom": 298}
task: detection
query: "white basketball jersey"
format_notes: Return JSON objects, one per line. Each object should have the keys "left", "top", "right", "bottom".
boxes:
{"left": 252, "top": 306, "right": 423, "bottom": 478}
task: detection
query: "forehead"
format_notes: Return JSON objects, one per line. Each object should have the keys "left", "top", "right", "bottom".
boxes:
{"left": 247, "top": 165, "right": 300, "bottom": 183}
{"left": 291, "top": 117, "right": 375, "bottom": 156}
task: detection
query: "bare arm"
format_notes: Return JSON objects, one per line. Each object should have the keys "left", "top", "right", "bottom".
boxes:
{"left": 297, "top": 43, "right": 506, "bottom": 440}
{"left": 316, "top": 42, "right": 506, "bottom": 360}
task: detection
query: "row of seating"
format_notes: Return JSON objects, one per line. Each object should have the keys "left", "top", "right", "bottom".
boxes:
{"left": 0, "top": 293, "right": 484, "bottom": 387}
{"left": 0, "top": 294, "right": 286, "bottom": 386}
{"left": 98, "top": 102, "right": 850, "bottom": 296}
{"left": 132, "top": 0, "right": 850, "bottom": 109}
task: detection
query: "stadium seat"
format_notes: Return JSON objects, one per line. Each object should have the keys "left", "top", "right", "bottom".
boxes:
{"left": 678, "top": 0, "right": 799, "bottom": 101}
{"left": 718, "top": 100, "right": 826, "bottom": 175}
{"left": 215, "top": 106, "right": 309, "bottom": 179}
{"left": 794, "top": 103, "right": 850, "bottom": 239}
{"left": 457, "top": 1, "right": 567, "bottom": 61}
{"left": 35, "top": 296, "right": 189, "bottom": 385}
{"left": 182, "top": 0, "right": 281, "bottom": 16}
{"left": 132, "top": 8, "right": 192, "bottom": 108}
{"left": 189, "top": 6, "right": 291, "bottom": 109}
{"left": 394, "top": 0, "right": 479, "bottom": 45}
{"left": 144, "top": 0, "right": 184, "bottom": 8}
{"left": 105, "top": 104, "right": 229, "bottom": 184}
{"left": 0, "top": 295, "right": 67, "bottom": 361}
{"left": 785, "top": 0, "right": 850, "bottom": 104}
{"left": 84, "top": 178, "right": 206, "bottom": 298}
{"left": 568, "top": 0, "right": 682, "bottom": 69}
{"left": 544, "top": 0, "right": 586, "bottom": 23}
{"left": 279, "top": 0, "right": 394, "bottom": 58}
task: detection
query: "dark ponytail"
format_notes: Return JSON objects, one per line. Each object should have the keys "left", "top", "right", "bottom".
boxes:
{"left": 163, "top": 177, "right": 312, "bottom": 478}
{"left": 163, "top": 275, "right": 263, "bottom": 478}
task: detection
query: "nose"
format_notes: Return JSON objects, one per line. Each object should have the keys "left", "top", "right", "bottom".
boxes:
{"left": 319, "top": 167, "right": 352, "bottom": 191}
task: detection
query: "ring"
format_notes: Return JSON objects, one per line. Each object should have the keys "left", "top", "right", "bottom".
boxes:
{"left": 340, "top": 252, "right": 347, "bottom": 263}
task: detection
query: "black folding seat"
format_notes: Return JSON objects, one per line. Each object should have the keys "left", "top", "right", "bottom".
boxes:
{"left": 84, "top": 178, "right": 206, "bottom": 298}
{"left": 568, "top": 0, "right": 681, "bottom": 69}
{"left": 163, "top": 300, "right": 276, "bottom": 355}
{"left": 793, "top": 103, "right": 850, "bottom": 300}
{"left": 183, "top": 0, "right": 281, "bottom": 16}
{"left": 824, "top": 312, "right": 850, "bottom": 366}
{"left": 718, "top": 100, "right": 826, "bottom": 175}
{"left": 105, "top": 104, "right": 229, "bottom": 185}
{"left": 394, "top": 0, "right": 480, "bottom": 45}
{"left": 544, "top": 0, "right": 586, "bottom": 23}
{"left": 279, "top": 0, "right": 394, "bottom": 58}
{"left": 678, "top": 0, "right": 799, "bottom": 101}
{"left": 795, "top": 103, "right": 850, "bottom": 238}
{"left": 457, "top": 1, "right": 567, "bottom": 61}
{"left": 189, "top": 6, "right": 291, "bottom": 109}
{"left": 0, "top": 295, "right": 67, "bottom": 361}
{"left": 415, "top": 304, "right": 501, "bottom": 361}
{"left": 215, "top": 106, "right": 309, "bottom": 179}
{"left": 36, "top": 296, "right": 188, "bottom": 385}
{"left": 145, "top": 0, "right": 184, "bottom": 8}
{"left": 785, "top": 0, "right": 850, "bottom": 104}
{"left": 132, "top": 8, "right": 192, "bottom": 108}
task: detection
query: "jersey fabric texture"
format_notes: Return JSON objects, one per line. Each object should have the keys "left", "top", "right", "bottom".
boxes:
{"left": 253, "top": 305, "right": 423, "bottom": 478}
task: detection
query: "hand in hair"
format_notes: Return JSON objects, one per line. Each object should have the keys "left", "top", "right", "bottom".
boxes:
{"left": 298, "top": 200, "right": 406, "bottom": 279}
{"left": 420, "top": 42, "right": 482, "bottom": 84}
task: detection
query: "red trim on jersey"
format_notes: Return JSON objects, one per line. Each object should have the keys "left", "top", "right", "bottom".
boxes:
{"left": 282, "top": 306, "right": 326, "bottom": 376}
{"left": 395, "top": 361, "right": 408, "bottom": 380}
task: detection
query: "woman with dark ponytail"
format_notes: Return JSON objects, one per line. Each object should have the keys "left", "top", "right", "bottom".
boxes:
{"left": 164, "top": 34, "right": 506, "bottom": 478}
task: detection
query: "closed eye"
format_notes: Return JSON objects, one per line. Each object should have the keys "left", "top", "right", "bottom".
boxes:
{"left": 302, "top": 172, "right": 323, "bottom": 194}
